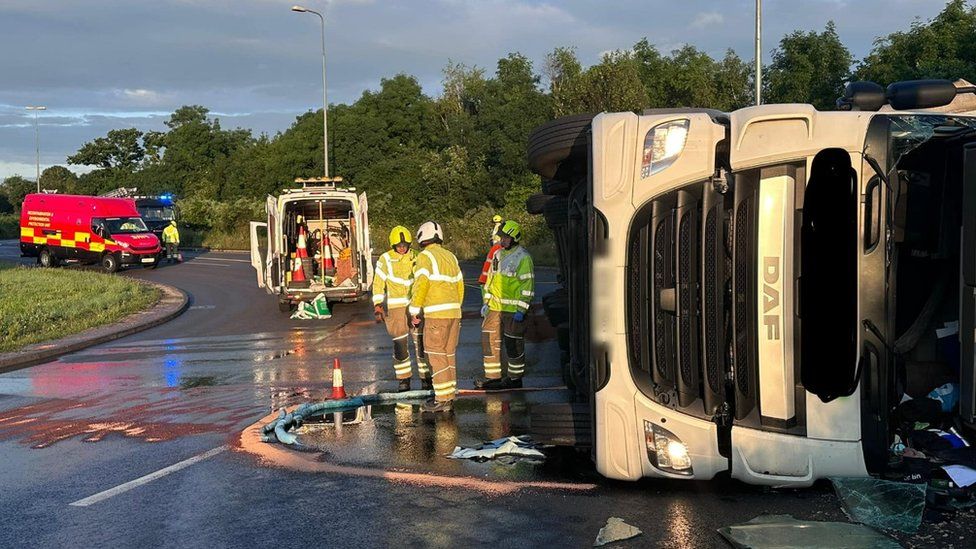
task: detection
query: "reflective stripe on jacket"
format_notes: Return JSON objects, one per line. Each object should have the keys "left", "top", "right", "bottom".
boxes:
{"left": 162, "top": 225, "right": 180, "bottom": 244}
{"left": 478, "top": 243, "right": 503, "bottom": 285}
{"left": 372, "top": 249, "right": 415, "bottom": 308}
{"left": 409, "top": 243, "right": 464, "bottom": 319}
{"left": 484, "top": 245, "right": 534, "bottom": 313}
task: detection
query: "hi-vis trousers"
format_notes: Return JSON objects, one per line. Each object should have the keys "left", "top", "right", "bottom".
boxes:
{"left": 481, "top": 310, "right": 526, "bottom": 380}
{"left": 423, "top": 318, "right": 461, "bottom": 402}
{"left": 385, "top": 307, "right": 428, "bottom": 380}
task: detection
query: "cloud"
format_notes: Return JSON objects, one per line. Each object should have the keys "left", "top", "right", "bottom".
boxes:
{"left": 690, "top": 11, "right": 724, "bottom": 30}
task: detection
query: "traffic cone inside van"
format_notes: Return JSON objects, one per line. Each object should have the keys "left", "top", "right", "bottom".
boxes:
{"left": 322, "top": 237, "right": 336, "bottom": 277}
{"left": 290, "top": 256, "right": 310, "bottom": 288}
{"left": 295, "top": 225, "right": 310, "bottom": 260}
{"left": 330, "top": 358, "right": 346, "bottom": 399}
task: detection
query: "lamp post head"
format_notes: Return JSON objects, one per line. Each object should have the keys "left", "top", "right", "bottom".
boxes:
{"left": 26, "top": 106, "right": 46, "bottom": 111}
{"left": 291, "top": 5, "right": 307, "bottom": 12}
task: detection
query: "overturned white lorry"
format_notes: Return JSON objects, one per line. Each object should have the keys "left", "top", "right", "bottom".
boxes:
{"left": 528, "top": 79, "right": 976, "bottom": 487}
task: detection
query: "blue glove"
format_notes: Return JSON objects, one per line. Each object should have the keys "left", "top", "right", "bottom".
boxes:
{"left": 513, "top": 311, "right": 525, "bottom": 322}
{"left": 481, "top": 304, "right": 489, "bottom": 318}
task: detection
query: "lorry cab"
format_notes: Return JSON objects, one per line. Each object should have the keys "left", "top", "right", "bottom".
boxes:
{"left": 249, "top": 177, "right": 372, "bottom": 311}
{"left": 20, "top": 193, "right": 161, "bottom": 273}
{"left": 528, "top": 79, "right": 976, "bottom": 487}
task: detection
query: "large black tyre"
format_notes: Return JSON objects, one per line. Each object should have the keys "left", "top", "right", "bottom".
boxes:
{"left": 278, "top": 299, "right": 292, "bottom": 313}
{"left": 527, "top": 114, "right": 595, "bottom": 180}
{"left": 543, "top": 195, "right": 569, "bottom": 228}
{"left": 525, "top": 193, "right": 553, "bottom": 215}
{"left": 101, "top": 253, "right": 120, "bottom": 273}
{"left": 38, "top": 248, "right": 59, "bottom": 268}
{"left": 541, "top": 179, "right": 571, "bottom": 196}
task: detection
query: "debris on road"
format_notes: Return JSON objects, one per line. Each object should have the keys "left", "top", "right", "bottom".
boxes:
{"left": 717, "top": 514, "right": 900, "bottom": 549}
{"left": 290, "top": 293, "right": 332, "bottom": 319}
{"left": 447, "top": 435, "right": 545, "bottom": 462}
{"left": 593, "top": 517, "right": 642, "bottom": 547}
{"left": 261, "top": 390, "right": 433, "bottom": 445}
{"left": 831, "top": 477, "right": 926, "bottom": 533}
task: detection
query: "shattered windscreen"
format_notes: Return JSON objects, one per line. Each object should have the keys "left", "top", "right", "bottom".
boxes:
{"left": 888, "top": 114, "right": 976, "bottom": 161}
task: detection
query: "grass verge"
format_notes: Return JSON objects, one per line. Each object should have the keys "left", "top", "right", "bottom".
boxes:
{"left": 0, "top": 263, "right": 160, "bottom": 353}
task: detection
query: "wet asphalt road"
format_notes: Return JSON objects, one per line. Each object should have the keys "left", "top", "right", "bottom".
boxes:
{"left": 0, "top": 239, "right": 971, "bottom": 548}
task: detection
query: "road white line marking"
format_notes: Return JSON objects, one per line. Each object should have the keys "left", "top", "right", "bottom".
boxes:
{"left": 189, "top": 305, "right": 216, "bottom": 310}
{"left": 69, "top": 445, "right": 228, "bottom": 507}
{"left": 182, "top": 262, "right": 229, "bottom": 267}
{"left": 192, "top": 257, "right": 250, "bottom": 263}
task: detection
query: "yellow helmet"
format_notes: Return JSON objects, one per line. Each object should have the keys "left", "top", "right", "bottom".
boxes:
{"left": 389, "top": 225, "right": 412, "bottom": 248}
{"left": 492, "top": 214, "right": 502, "bottom": 224}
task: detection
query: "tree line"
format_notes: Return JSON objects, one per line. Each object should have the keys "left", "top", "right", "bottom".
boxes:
{"left": 3, "top": 1, "right": 976, "bottom": 243}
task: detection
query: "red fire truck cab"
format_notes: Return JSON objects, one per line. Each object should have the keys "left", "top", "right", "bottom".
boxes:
{"left": 20, "top": 193, "right": 162, "bottom": 272}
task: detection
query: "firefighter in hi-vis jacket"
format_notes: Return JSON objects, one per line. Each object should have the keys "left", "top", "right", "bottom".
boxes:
{"left": 373, "top": 226, "right": 428, "bottom": 392}
{"left": 477, "top": 220, "right": 534, "bottom": 390}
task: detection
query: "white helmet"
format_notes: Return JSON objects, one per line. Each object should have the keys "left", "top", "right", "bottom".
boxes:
{"left": 416, "top": 221, "right": 443, "bottom": 244}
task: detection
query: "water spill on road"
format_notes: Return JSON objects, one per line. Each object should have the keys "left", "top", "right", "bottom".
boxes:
{"left": 288, "top": 387, "right": 592, "bottom": 484}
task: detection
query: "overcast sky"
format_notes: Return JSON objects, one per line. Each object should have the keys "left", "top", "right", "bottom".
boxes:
{"left": 0, "top": 0, "right": 953, "bottom": 181}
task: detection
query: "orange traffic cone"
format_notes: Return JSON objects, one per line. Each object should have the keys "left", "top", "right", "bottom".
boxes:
{"left": 331, "top": 357, "right": 346, "bottom": 399}
{"left": 295, "top": 225, "right": 310, "bottom": 261}
{"left": 290, "top": 256, "right": 309, "bottom": 288}
{"left": 322, "top": 237, "right": 336, "bottom": 277}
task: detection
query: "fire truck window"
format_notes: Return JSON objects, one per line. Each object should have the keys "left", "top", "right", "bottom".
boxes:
{"left": 91, "top": 219, "right": 105, "bottom": 237}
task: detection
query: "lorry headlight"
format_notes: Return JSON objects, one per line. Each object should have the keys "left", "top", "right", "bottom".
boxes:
{"left": 644, "top": 421, "right": 693, "bottom": 475}
{"left": 118, "top": 242, "right": 130, "bottom": 249}
{"left": 641, "top": 119, "right": 689, "bottom": 178}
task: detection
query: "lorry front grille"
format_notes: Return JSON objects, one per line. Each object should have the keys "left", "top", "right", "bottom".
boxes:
{"left": 676, "top": 191, "right": 700, "bottom": 408}
{"left": 732, "top": 180, "right": 758, "bottom": 420}
{"left": 652, "top": 209, "right": 676, "bottom": 388}
{"left": 628, "top": 181, "right": 733, "bottom": 418}
{"left": 703, "top": 209, "right": 724, "bottom": 398}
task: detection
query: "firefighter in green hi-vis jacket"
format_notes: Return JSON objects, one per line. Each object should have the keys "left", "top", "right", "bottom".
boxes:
{"left": 476, "top": 220, "right": 534, "bottom": 390}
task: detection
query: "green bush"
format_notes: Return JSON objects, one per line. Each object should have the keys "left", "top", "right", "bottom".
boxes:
{"left": 0, "top": 214, "right": 18, "bottom": 239}
{"left": 174, "top": 197, "right": 262, "bottom": 250}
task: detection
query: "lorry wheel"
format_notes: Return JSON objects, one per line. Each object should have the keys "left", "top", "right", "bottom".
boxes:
{"left": 527, "top": 113, "right": 595, "bottom": 180}
{"left": 38, "top": 248, "right": 59, "bottom": 268}
{"left": 101, "top": 253, "right": 120, "bottom": 273}
{"left": 543, "top": 195, "right": 569, "bottom": 228}
{"left": 278, "top": 300, "right": 292, "bottom": 313}
{"left": 525, "top": 193, "right": 553, "bottom": 215}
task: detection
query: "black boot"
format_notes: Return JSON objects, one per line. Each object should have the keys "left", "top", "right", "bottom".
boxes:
{"left": 421, "top": 377, "right": 433, "bottom": 391}
{"left": 421, "top": 400, "right": 454, "bottom": 414}
{"left": 482, "top": 377, "right": 523, "bottom": 391}
{"left": 398, "top": 379, "right": 412, "bottom": 393}
{"left": 475, "top": 377, "right": 500, "bottom": 389}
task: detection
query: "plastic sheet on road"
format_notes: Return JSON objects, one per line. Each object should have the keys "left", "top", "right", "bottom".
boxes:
{"left": 831, "top": 477, "right": 926, "bottom": 533}
{"left": 718, "top": 514, "right": 900, "bottom": 549}
{"left": 593, "top": 517, "right": 642, "bottom": 547}
{"left": 447, "top": 435, "right": 545, "bottom": 462}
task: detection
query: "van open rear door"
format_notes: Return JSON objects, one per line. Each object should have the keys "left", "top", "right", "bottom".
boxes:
{"left": 249, "top": 221, "right": 270, "bottom": 291}
{"left": 266, "top": 195, "right": 282, "bottom": 294}
{"left": 358, "top": 192, "right": 373, "bottom": 292}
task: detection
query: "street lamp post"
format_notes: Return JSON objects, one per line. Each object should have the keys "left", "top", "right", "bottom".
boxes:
{"left": 26, "top": 105, "right": 46, "bottom": 192}
{"left": 755, "top": 0, "right": 762, "bottom": 105}
{"left": 291, "top": 5, "right": 329, "bottom": 178}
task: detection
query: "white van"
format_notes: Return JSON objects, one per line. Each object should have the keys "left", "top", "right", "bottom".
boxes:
{"left": 250, "top": 177, "right": 373, "bottom": 312}
{"left": 527, "top": 79, "right": 976, "bottom": 487}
